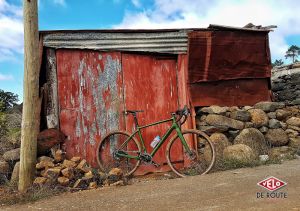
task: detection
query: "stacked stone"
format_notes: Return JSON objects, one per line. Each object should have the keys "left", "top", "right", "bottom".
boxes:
{"left": 272, "top": 63, "right": 300, "bottom": 104}
{"left": 33, "top": 152, "right": 125, "bottom": 190}
{"left": 196, "top": 102, "right": 300, "bottom": 165}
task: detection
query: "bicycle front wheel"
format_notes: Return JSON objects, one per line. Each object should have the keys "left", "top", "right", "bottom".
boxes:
{"left": 166, "top": 129, "right": 215, "bottom": 177}
{"left": 97, "top": 131, "right": 141, "bottom": 177}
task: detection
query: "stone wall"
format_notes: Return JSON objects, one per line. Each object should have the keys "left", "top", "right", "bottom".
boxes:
{"left": 196, "top": 102, "right": 300, "bottom": 167}
{"left": 272, "top": 63, "right": 300, "bottom": 104}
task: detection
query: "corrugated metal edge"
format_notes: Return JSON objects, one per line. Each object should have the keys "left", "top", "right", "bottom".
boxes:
{"left": 208, "top": 24, "right": 272, "bottom": 32}
{"left": 42, "top": 31, "right": 189, "bottom": 54}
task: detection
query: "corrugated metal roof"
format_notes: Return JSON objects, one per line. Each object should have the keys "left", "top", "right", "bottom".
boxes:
{"left": 42, "top": 30, "right": 189, "bottom": 54}
{"left": 208, "top": 24, "right": 273, "bottom": 32}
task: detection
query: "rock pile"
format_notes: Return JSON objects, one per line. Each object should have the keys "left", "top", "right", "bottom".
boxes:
{"left": 33, "top": 151, "right": 125, "bottom": 190}
{"left": 272, "top": 63, "right": 300, "bottom": 104}
{"left": 196, "top": 102, "right": 300, "bottom": 165}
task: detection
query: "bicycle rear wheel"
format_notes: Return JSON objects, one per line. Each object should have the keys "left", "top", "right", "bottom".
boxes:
{"left": 97, "top": 131, "right": 141, "bottom": 177}
{"left": 166, "top": 129, "right": 215, "bottom": 177}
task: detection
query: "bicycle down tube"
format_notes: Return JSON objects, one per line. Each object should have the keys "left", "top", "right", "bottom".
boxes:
{"left": 116, "top": 116, "right": 192, "bottom": 159}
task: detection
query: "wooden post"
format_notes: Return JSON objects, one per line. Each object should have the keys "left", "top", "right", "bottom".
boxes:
{"left": 19, "top": 0, "right": 40, "bottom": 192}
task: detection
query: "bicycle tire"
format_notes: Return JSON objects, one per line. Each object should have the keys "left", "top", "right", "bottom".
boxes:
{"left": 96, "top": 131, "right": 141, "bottom": 177}
{"left": 166, "top": 129, "right": 216, "bottom": 177}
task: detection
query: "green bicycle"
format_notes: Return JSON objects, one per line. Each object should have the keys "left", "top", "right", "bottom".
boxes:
{"left": 96, "top": 106, "right": 215, "bottom": 177}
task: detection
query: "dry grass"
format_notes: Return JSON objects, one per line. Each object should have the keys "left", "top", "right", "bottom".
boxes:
{"left": 212, "top": 157, "right": 287, "bottom": 172}
{"left": 0, "top": 182, "right": 66, "bottom": 207}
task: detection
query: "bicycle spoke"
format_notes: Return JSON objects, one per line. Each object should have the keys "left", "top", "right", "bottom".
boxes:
{"left": 166, "top": 129, "right": 215, "bottom": 177}
{"left": 97, "top": 131, "right": 141, "bottom": 176}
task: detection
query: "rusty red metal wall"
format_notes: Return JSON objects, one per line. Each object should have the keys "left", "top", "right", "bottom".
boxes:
{"left": 56, "top": 49, "right": 125, "bottom": 167}
{"left": 122, "top": 53, "right": 181, "bottom": 174}
{"left": 188, "top": 31, "right": 271, "bottom": 83}
{"left": 190, "top": 78, "right": 271, "bottom": 106}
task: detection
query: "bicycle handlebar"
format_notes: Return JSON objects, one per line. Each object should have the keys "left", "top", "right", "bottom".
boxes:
{"left": 173, "top": 105, "right": 190, "bottom": 125}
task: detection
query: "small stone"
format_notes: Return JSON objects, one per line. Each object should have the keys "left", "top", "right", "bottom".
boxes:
{"left": 259, "top": 126, "right": 268, "bottom": 133}
{"left": 61, "top": 168, "right": 74, "bottom": 179}
{"left": 73, "top": 179, "right": 88, "bottom": 189}
{"left": 276, "top": 109, "right": 292, "bottom": 121}
{"left": 248, "top": 109, "right": 269, "bottom": 128}
{"left": 205, "top": 114, "right": 244, "bottom": 130}
{"left": 53, "top": 150, "right": 65, "bottom": 163}
{"left": 0, "top": 161, "right": 10, "bottom": 174}
{"left": 3, "top": 148, "right": 20, "bottom": 162}
{"left": 234, "top": 128, "right": 268, "bottom": 155}
{"left": 243, "top": 106, "right": 253, "bottom": 111}
{"left": 285, "top": 129, "right": 299, "bottom": 138}
{"left": 230, "top": 110, "right": 251, "bottom": 122}
{"left": 200, "top": 115, "right": 207, "bottom": 122}
{"left": 265, "top": 128, "right": 289, "bottom": 146}
{"left": 108, "top": 168, "right": 123, "bottom": 184}
{"left": 289, "top": 137, "right": 300, "bottom": 149}
{"left": 37, "top": 156, "right": 54, "bottom": 163}
{"left": 267, "top": 112, "right": 276, "bottom": 119}
{"left": 200, "top": 106, "right": 229, "bottom": 114}
{"left": 84, "top": 171, "right": 94, "bottom": 179}
{"left": 244, "top": 122, "right": 254, "bottom": 128}
{"left": 33, "top": 177, "right": 47, "bottom": 186}
{"left": 57, "top": 176, "right": 69, "bottom": 186}
{"left": 109, "top": 168, "right": 123, "bottom": 177}
{"left": 280, "top": 122, "right": 288, "bottom": 130}
{"left": 110, "top": 180, "right": 125, "bottom": 186}
{"left": 268, "top": 119, "right": 281, "bottom": 129}
{"left": 259, "top": 155, "right": 269, "bottom": 162}
{"left": 36, "top": 160, "right": 55, "bottom": 170}
{"left": 62, "top": 160, "right": 77, "bottom": 169}
{"left": 70, "top": 156, "right": 81, "bottom": 163}
{"left": 254, "top": 101, "right": 285, "bottom": 112}
{"left": 228, "top": 130, "right": 240, "bottom": 139}
{"left": 10, "top": 162, "right": 20, "bottom": 184}
{"left": 45, "top": 168, "right": 61, "bottom": 179}
{"left": 288, "top": 125, "right": 300, "bottom": 132}
{"left": 198, "top": 125, "right": 229, "bottom": 135}
{"left": 223, "top": 144, "right": 257, "bottom": 162}
{"left": 40, "top": 169, "right": 47, "bottom": 177}
{"left": 228, "top": 106, "right": 239, "bottom": 112}
{"left": 286, "top": 117, "right": 300, "bottom": 127}
{"left": 76, "top": 159, "right": 92, "bottom": 173}
{"left": 89, "top": 182, "right": 98, "bottom": 189}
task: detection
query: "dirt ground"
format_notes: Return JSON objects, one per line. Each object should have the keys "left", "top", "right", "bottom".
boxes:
{"left": 2, "top": 159, "right": 300, "bottom": 211}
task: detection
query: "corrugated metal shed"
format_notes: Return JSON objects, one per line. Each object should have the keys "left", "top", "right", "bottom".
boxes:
{"left": 40, "top": 24, "right": 273, "bottom": 174}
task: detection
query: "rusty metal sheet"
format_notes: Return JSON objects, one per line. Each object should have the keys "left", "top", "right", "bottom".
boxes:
{"left": 56, "top": 49, "right": 124, "bottom": 167}
{"left": 188, "top": 31, "right": 272, "bottom": 83}
{"left": 122, "top": 53, "right": 181, "bottom": 175}
{"left": 190, "top": 79, "right": 271, "bottom": 107}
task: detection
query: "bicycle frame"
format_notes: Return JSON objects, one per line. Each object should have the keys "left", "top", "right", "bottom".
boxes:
{"left": 116, "top": 115, "right": 192, "bottom": 160}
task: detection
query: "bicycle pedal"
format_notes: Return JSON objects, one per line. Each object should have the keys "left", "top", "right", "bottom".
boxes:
{"left": 151, "top": 161, "right": 160, "bottom": 168}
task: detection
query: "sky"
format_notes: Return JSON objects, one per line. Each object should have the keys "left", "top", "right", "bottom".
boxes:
{"left": 0, "top": 0, "right": 300, "bottom": 101}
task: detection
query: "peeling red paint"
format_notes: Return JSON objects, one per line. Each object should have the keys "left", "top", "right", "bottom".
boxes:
{"left": 57, "top": 50, "right": 124, "bottom": 167}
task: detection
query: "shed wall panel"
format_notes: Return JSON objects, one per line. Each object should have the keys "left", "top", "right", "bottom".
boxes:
{"left": 190, "top": 79, "right": 271, "bottom": 106}
{"left": 122, "top": 53, "right": 181, "bottom": 174}
{"left": 56, "top": 50, "right": 124, "bottom": 167}
{"left": 188, "top": 31, "right": 272, "bottom": 83}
